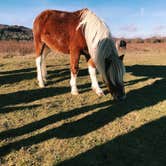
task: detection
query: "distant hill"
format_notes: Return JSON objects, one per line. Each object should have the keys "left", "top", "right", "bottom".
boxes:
{"left": 0, "top": 24, "right": 166, "bottom": 43}
{"left": 0, "top": 24, "right": 33, "bottom": 41}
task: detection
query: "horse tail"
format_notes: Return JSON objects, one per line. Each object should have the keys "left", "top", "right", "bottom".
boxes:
{"left": 33, "top": 10, "right": 51, "bottom": 56}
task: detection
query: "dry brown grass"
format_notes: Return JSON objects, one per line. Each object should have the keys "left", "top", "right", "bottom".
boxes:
{"left": 0, "top": 40, "right": 34, "bottom": 57}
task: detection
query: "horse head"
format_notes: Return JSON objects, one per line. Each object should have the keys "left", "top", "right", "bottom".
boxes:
{"left": 105, "top": 54, "right": 126, "bottom": 101}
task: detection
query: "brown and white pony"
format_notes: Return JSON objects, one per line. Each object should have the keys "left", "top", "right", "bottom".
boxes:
{"left": 115, "top": 39, "right": 127, "bottom": 52}
{"left": 33, "top": 8, "right": 126, "bottom": 100}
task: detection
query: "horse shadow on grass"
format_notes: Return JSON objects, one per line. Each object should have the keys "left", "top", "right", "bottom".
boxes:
{"left": 0, "top": 65, "right": 165, "bottom": 157}
{"left": 125, "top": 64, "right": 166, "bottom": 86}
{"left": 0, "top": 81, "right": 92, "bottom": 114}
{"left": 57, "top": 117, "right": 166, "bottom": 166}
{"left": 0, "top": 65, "right": 91, "bottom": 113}
{"left": 0, "top": 64, "right": 86, "bottom": 108}
{"left": 0, "top": 63, "right": 89, "bottom": 88}
{"left": 127, "top": 65, "right": 166, "bottom": 78}
{"left": 0, "top": 67, "right": 35, "bottom": 75}
{"left": 0, "top": 67, "right": 36, "bottom": 85}
{"left": 0, "top": 86, "right": 69, "bottom": 109}
{"left": 0, "top": 66, "right": 73, "bottom": 86}
{"left": 47, "top": 68, "right": 89, "bottom": 86}
{"left": 0, "top": 66, "right": 71, "bottom": 113}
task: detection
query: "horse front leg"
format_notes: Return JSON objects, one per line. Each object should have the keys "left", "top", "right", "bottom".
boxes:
{"left": 88, "top": 58, "right": 104, "bottom": 96}
{"left": 36, "top": 55, "right": 45, "bottom": 88}
{"left": 70, "top": 50, "right": 80, "bottom": 95}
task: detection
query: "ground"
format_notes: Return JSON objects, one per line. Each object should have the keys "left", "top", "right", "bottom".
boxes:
{"left": 0, "top": 43, "right": 166, "bottom": 166}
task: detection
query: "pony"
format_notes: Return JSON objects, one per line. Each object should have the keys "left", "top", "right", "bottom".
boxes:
{"left": 115, "top": 39, "right": 127, "bottom": 51}
{"left": 33, "top": 8, "right": 126, "bottom": 100}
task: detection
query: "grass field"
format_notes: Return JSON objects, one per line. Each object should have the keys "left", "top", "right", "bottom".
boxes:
{"left": 0, "top": 43, "right": 166, "bottom": 166}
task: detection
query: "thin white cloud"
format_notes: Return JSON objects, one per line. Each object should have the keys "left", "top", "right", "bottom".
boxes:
{"left": 154, "top": 25, "right": 166, "bottom": 31}
{"left": 119, "top": 24, "right": 138, "bottom": 32}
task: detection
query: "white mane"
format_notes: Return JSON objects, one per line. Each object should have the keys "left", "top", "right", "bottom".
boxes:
{"left": 77, "top": 9, "right": 125, "bottom": 86}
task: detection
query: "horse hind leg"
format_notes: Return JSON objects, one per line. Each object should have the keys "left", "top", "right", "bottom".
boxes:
{"left": 41, "top": 55, "right": 47, "bottom": 83}
{"left": 36, "top": 55, "right": 45, "bottom": 88}
{"left": 41, "top": 46, "right": 51, "bottom": 83}
{"left": 35, "top": 43, "right": 46, "bottom": 88}
{"left": 70, "top": 72, "right": 79, "bottom": 95}
{"left": 70, "top": 49, "right": 80, "bottom": 95}
{"left": 88, "top": 58, "right": 104, "bottom": 96}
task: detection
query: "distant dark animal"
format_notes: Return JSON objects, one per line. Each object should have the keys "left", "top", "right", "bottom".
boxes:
{"left": 116, "top": 40, "right": 127, "bottom": 51}
{"left": 33, "top": 8, "right": 126, "bottom": 100}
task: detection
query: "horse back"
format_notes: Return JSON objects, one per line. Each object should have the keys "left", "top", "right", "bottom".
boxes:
{"left": 33, "top": 9, "right": 87, "bottom": 54}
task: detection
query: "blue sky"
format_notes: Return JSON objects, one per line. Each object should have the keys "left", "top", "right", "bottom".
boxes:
{"left": 0, "top": 0, "right": 166, "bottom": 38}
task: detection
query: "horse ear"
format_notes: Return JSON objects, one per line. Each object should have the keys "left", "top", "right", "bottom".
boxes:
{"left": 119, "top": 54, "right": 125, "bottom": 61}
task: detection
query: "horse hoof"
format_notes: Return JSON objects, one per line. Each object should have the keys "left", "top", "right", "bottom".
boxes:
{"left": 39, "top": 83, "right": 45, "bottom": 88}
{"left": 43, "top": 79, "right": 47, "bottom": 84}
{"left": 92, "top": 87, "right": 104, "bottom": 97}
{"left": 97, "top": 91, "right": 105, "bottom": 97}
{"left": 71, "top": 91, "right": 79, "bottom": 95}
